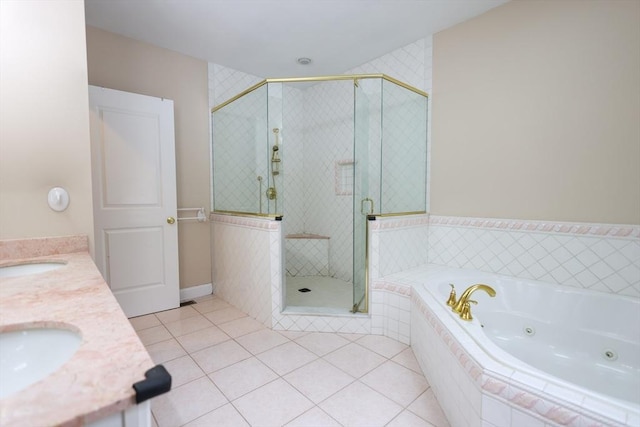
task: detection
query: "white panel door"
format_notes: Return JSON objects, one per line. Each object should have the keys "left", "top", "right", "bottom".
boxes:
{"left": 89, "top": 86, "right": 179, "bottom": 318}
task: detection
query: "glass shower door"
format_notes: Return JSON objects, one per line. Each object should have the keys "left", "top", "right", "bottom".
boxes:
{"left": 352, "top": 79, "right": 382, "bottom": 313}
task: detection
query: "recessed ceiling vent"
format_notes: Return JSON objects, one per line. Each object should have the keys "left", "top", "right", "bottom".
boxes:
{"left": 297, "top": 57, "right": 312, "bottom": 65}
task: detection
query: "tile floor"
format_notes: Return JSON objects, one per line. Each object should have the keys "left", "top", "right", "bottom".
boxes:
{"left": 130, "top": 294, "right": 450, "bottom": 427}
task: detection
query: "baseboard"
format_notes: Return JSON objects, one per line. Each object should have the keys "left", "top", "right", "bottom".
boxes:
{"left": 180, "top": 283, "right": 213, "bottom": 302}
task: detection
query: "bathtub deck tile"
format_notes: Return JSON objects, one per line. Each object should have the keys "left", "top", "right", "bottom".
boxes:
{"left": 542, "top": 382, "right": 586, "bottom": 408}
{"left": 626, "top": 410, "right": 640, "bottom": 427}
{"left": 508, "top": 371, "right": 547, "bottom": 395}
{"left": 580, "top": 396, "right": 628, "bottom": 426}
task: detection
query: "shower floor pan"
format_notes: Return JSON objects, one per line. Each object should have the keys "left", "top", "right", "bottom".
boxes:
{"left": 285, "top": 276, "right": 352, "bottom": 314}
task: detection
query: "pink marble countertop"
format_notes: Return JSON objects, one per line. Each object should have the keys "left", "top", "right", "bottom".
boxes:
{"left": 0, "top": 236, "right": 155, "bottom": 426}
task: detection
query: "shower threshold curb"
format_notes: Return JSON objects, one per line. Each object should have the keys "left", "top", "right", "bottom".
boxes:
{"left": 282, "top": 307, "right": 369, "bottom": 317}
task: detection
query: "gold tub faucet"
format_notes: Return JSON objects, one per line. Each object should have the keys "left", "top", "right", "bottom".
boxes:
{"left": 452, "top": 283, "right": 496, "bottom": 315}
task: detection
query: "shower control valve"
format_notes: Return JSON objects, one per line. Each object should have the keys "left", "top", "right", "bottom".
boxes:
{"left": 266, "top": 187, "right": 277, "bottom": 200}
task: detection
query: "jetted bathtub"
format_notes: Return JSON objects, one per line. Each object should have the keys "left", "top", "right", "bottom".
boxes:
{"left": 408, "top": 266, "right": 640, "bottom": 427}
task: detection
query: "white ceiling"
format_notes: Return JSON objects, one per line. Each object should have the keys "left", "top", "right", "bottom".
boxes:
{"left": 85, "top": 0, "right": 508, "bottom": 78}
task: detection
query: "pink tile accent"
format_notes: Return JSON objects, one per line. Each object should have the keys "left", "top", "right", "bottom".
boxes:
{"left": 481, "top": 378, "right": 507, "bottom": 395}
{"left": 510, "top": 391, "right": 541, "bottom": 409}
{"left": 429, "top": 215, "right": 640, "bottom": 239}
{"left": 543, "top": 406, "right": 579, "bottom": 425}
{"left": 369, "top": 214, "right": 429, "bottom": 231}
{"left": 371, "top": 281, "right": 412, "bottom": 296}
{"left": 468, "top": 366, "right": 482, "bottom": 382}
{"left": 210, "top": 213, "right": 279, "bottom": 230}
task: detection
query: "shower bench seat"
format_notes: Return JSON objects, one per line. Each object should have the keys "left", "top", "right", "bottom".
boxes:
{"left": 285, "top": 233, "right": 330, "bottom": 277}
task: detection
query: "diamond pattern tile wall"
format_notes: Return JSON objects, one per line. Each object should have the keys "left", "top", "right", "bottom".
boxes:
{"left": 285, "top": 237, "right": 330, "bottom": 277}
{"left": 296, "top": 80, "right": 355, "bottom": 282}
{"left": 210, "top": 63, "right": 263, "bottom": 108}
{"left": 348, "top": 38, "right": 428, "bottom": 93}
{"left": 212, "top": 84, "right": 268, "bottom": 213}
{"left": 282, "top": 85, "right": 305, "bottom": 233}
{"left": 380, "top": 82, "right": 427, "bottom": 213}
{"left": 369, "top": 215, "right": 430, "bottom": 279}
{"left": 211, "top": 215, "right": 277, "bottom": 326}
{"left": 428, "top": 217, "right": 640, "bottom": 297}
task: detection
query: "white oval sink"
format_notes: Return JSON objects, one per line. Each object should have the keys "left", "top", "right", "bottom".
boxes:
{"left": 0, "top": 327, "right": 82, "bottom": 398}
{"left": 0, "top": 262, "right": 65, "bottom": 278}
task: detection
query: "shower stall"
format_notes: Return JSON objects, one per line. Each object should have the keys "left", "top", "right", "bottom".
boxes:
{"left": 211, "top": 74, "right": 427, "bottom": 314}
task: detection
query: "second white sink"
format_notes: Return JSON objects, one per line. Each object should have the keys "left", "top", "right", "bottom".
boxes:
{"left": 0, "top": 327, "right": 82, "bottom": 398}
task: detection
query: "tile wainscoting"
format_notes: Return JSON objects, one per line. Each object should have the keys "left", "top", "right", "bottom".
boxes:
{"left": 211, "top": 213, "right": 639, "bottom": 336}
{"left": 428, "top": 215, "right": 640, "bottom": 297}
{"left": 369, "top": 214, "right": 639, "bottom": 348}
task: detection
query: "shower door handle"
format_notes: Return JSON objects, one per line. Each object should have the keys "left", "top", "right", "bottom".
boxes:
{"left": 360, "top": 198, "right": 374, "bottom": 215}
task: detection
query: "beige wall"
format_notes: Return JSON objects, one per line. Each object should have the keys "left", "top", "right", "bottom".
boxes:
{"left": 431, "top": 0, "right": 640, "bottom": 224}
{"left": 0, "top": 1, "right": 94, "bottom": 248}
{"left": 86, "top": 26, "right": 211, "bottom": 288}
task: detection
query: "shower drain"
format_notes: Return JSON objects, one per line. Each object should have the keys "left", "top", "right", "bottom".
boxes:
{"left": 298, "top": 288, "right": 311, "bottom": 293}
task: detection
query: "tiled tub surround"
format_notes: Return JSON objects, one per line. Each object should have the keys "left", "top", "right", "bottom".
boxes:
{"left": 369, "top": 215, "right": 639, "bottom": 321}
{"left": 369, "top": 216, "right": 640, "bottom": 426}
{"left": 0, "top": 236, "right": 155, "bottom": 426}
{"left": 375, "top": 265, "right": 640, "bottom": 427}
{"left": 428, "top": 216, "right": 640, "bottom": 298}
{"left": 368, "top": 214, "right": 430, "bottom": 279}
{"left": 368, "top": 214, "right": 430, "bottom": 344}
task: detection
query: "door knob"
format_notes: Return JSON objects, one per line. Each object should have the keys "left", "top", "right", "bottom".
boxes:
{"left": 167, "top": 216, "right": 176, "bottom": 224}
